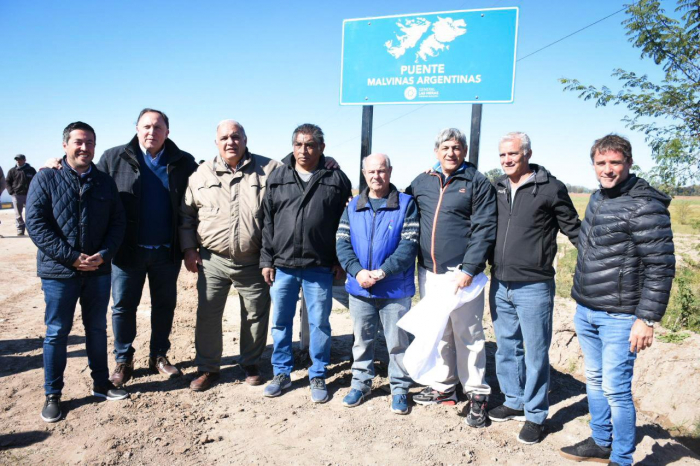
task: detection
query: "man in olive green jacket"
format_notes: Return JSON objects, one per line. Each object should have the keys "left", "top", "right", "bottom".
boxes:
{"left": 180, "top": 120, "right": 281, "bottom": 391}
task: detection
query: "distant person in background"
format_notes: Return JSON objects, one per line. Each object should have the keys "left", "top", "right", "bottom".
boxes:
{"left": 0, "top": 165, "right": 5, "bottom": 236}
{"left": 488, "top": 132, "right": 580, "bottom": 444}
{"left": 26, "top": 122, "right": 127, "bottom": 423}
{"left": 336, "top": 153, "right": 418, "bottom": 415}
{"left": 6, "top": 154, "right": 37, "bottom": 235}
{"left": 560, "top": 134, "right": 675, "bottom": 466}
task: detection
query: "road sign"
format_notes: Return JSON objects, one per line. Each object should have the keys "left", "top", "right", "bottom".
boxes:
{"left": 340, "top": 7, "right": 519, "bottom": 105}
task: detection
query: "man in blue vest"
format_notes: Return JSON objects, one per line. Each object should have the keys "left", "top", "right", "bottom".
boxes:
{"left": 336, "top": 153, "right": 419, "bottom": 414}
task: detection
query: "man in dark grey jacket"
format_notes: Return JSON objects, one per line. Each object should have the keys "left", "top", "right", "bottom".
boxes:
{"left": 260, "top": 123, "right": 352, "bottom": 403}
{"left": 406, "top": 127, "right": 497, "bottom": 428}
{"left": 97, "top": 109, "right": 198, "bottom": 386}
{"left": 488, "top": 132, "right": 580, "bottom": 444}
{"left": 560, "top": 134, "right": 675, "bottom": 466}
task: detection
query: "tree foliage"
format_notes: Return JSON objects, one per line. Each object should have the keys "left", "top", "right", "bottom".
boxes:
{"left": 560, "top": 0, "right": 700, "bottom": 188}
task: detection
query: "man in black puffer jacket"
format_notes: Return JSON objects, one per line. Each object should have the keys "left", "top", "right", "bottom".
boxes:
{"left": 560, "top": 135, "right": 675, "bottom": 466}
{"left": 26, "top": 122, "right": 127, "bottom": 423}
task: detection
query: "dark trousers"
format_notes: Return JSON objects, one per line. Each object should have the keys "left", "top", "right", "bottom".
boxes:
{"left": 111, "top": 247, "right": 181, "bottom": 362}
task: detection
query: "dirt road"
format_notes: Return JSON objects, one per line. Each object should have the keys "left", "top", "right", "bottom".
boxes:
{"left": 1, "top": 209, "right": 698, "bottom": 465}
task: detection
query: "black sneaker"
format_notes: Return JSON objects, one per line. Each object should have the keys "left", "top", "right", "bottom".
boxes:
{"left": 560, "top": 437, "right": 612, "bottom": 463}
{"left": 465, "top": 393, "right": 488, "bottom": 428}
{"left": 92, "top": 381, "right": 129, "bottom": 400}
{"left": 412, "top": 386, "right": 458, "bottom": 405}
{"left": 488, "top": 404, "right": 526, "bottom": 422}
{"left": 41, "top": 394, "right": 62, "bottom": 423}
{"left": 518, "top": 421, "right": 544, "bottom": 444}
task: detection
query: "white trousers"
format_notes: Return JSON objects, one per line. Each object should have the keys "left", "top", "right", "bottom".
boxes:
{"left": 418, "top": 267, "right": 491, "bottom": 395}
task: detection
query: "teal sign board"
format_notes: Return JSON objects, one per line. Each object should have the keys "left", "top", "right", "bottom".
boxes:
{"left": 340, "top": 8, "right": 519, "bottom": 105}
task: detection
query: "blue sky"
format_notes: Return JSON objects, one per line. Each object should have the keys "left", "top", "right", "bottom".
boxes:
{"left": 0, "top": 0, "right": 669, "bottom": 191}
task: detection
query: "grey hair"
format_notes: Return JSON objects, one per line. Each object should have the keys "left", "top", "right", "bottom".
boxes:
{"left": 362, "top": 153, "right": 392, "bottom": 169}
{"left": 216, "top": 119, "right": 246, "bottom": 138}
{"left": 434, "top": 128, "right": 467, "bottom": 150}
{"left": 292, "top": 123, "right": 324, "bottom": 146}
{"left": 499, "top": 132, "right": 532, "bottom": 154}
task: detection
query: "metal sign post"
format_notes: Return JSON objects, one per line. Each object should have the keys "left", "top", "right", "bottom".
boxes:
{"left": 358, "top": 105, "right": 374, "bottom": 192}
{"left": 469, "top": 103, "right": 483, "bottom": 168}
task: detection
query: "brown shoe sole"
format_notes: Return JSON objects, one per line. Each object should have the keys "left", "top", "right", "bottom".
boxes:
{"left": 559, "top": 451, "right": 610, "bottom": 463}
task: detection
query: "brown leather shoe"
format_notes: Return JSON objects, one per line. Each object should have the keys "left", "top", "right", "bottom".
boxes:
{"left": 243, "top": 365, "right": 263, "bottom": 386}
{"left": 148, "top": 356, "right": 182, "bottom": 377}
{"left": 109, "top": 361, "right": 134, "bottom": 387}
{"left": 190, "top": 372, "right": 220, "bottom": 391}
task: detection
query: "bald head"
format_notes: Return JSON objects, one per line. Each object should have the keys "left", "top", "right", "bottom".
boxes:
{"left": 215, "top": 119, "right": 248, "bottom": 166}
{"left": 362, "top": 153, "right": 391, "bottom": 170}
{"left": 362, "top": 152, "right": 392, "bottom": 198}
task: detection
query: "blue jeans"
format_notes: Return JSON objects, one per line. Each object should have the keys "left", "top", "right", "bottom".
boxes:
{"left": 349, "top": 295, "right": 412, "bottom": 395}
{"left": 575, "top": 304, "right": 637, "bottom": 466}
{"left": 42, "top": 274, "right": 112, "bottom": 395}
{"left": 489, "top": 278, "right": 554, "bottom": 424}
{"left": 111, "top": 247, "right": 181, "bottom": 362}
{"left": 270, "top": 267, "right": 333, "bottom": 379}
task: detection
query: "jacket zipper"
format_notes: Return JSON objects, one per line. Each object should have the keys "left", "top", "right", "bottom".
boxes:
{"left": 500, "top": 186, "right": 514, "bottom": 278}
{"left": 368, "top": 207, "right": 378, "bottom": 293}
{"left": 430, "top": 174, "right": 454, "bottom": 274}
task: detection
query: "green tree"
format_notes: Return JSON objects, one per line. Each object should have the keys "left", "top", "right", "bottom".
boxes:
{"left": 560, "top": 0, "right": 700, "bottom": 188}
{"left": 484, "top": 168, "right": 504, "bottom": 185}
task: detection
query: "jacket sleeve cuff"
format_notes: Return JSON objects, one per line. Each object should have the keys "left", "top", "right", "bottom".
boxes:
{"left": 347, "top": 263, "right": 363, "bottom": 278}
{"left": 259, "top": 261, "right": 273, "bottom": 269}
{"left": 179, "top": 233, "right": 199, "bottom": 252}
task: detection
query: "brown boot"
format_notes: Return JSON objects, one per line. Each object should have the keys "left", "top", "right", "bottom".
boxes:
{"left": 109, "top": 361, "right": 134, "bottom": 387}
{"left": 190, "top": 372, "right": 220, "bottom": 392}
{"left": 243, "top": 365, "right": 263, "bottom": 386}
{"left": 148, "top": 356, "right": 182, "bottom": 378}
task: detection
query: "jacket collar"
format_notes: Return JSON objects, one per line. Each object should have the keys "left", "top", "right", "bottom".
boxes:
{"left": 281, "top": 152, "right": 326, "bottom": 172}
{"left": 431, "top": 161, "right": 475, "bottom": 183}
{"left": 213, "top": 149, "right": 252, "bottom": 174}
{"left": 123, "top": 135, "right": 184, "bottom": 165}
{"left": 496, "top": 164, "right": 549, "bottom": 189}
{"left": 601, "top": 174, "right": 638, "bottom": 199}
{"left": 356, "top": 184, "right": 400, "bottom": 210}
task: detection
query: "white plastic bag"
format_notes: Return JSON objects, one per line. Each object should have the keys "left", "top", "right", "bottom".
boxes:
{"left": 398, "top": 271, "right": 488, "bottom": 386}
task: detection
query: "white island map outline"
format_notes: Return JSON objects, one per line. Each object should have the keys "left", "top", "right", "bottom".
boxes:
{"left": 385, "top": 16, "right": 467, "bottom": 62}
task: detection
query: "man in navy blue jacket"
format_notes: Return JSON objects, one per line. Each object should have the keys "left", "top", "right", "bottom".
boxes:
{"left": 26, "top": 122, "right": 127, "bottom": 423}
{"left": 336, "top": 153, "right": 419, "bottom": 415}
{"left": 405, "top": 128, "right": 497, "bottom": 428}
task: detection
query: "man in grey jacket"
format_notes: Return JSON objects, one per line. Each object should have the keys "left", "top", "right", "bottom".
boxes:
{"left": 180, "top": 120, "right": 281, "bottom": 391}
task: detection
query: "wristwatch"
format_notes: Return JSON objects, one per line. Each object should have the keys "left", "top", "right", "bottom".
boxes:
{"left": 375, "top": 269, "right": 386, "bottom": 280}
{"left": 641, "top": 318, "right": 655, "bottom": 328}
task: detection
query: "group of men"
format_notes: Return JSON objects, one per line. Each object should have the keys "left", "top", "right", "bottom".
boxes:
{"left": 26, "top": 108, "right": 674, "bottom": 466}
